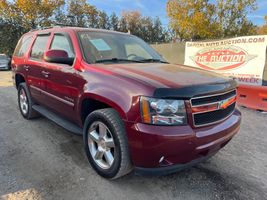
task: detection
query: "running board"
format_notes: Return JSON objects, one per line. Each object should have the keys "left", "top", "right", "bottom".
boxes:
{"left": 32, "top": 105, "right": 83, "bottom": 135}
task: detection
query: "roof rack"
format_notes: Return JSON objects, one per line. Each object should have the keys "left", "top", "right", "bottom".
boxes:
{"left": 29, "top": 23, "right": 76, "bottom": 32}
{"left": 29, "top": 26, "right": 56, "bottom": 32}
{"left": 53, "top": 23, "right": 74, "bottom": 27}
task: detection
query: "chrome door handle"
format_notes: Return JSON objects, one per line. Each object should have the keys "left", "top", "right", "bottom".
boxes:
{"left": 41, "top": 70, "right": 50, "bottom": 78}
{"left": 24, "top": 65, "right": 30, "bottom": 71}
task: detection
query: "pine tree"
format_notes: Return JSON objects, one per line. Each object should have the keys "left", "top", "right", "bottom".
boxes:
{"left": 110, "top": 12, "right": 119, "bottom": 31}
{"left": 97, "top": 11, "right": 110, "bottom": 29}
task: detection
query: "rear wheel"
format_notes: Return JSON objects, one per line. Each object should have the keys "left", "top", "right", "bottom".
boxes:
{"left": 83, "top": 108, "right": 132, "bottom": 179}
{"left": 18, "top": 83, "right": 39, "bottom": 119}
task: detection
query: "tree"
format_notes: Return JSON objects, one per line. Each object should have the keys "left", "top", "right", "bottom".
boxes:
{"left": 87, "top": 9, "right": 99, "bottom": 28}
{"left": 110, "top": 12, "right": 119, "bottom": 31}
{"left": 118, "top": 17, "right": 128, "bottom": 33}
{"left": 118, "top": 11, "right": 169, "bottom": 43}
{"left": 216, "top": 0, "right": 257, "bottom": 37}
{"left": 166, "top": 0, "right": 219, "bottom": 40}
{"left": 0, "top": 0, "right": 169, "bottom": 54}
{"left": 0, "top": 0, "right": 64, "bottom": 54}
{"left": 152, "top": 17, "right": 166, "bottom": 43}
{"left": 120, "top": 11, "right": 142, "bottom": 34}
{"left": 54, "top": 6, "right": 68, "bottom": 25}
{"left": 166, "top": 0, "right": 257, "bottom": 40}
{"left": 0, "top": 0, "right": 64, "bottom": 29}
{"left": 97, "top": 11, "right": 110, "bottom": 29}
{"left": 258, "top": 15, "right": 267, "bottom": 35}
{"left": 67, "top": 0, "right": 97, "bottom": 27}
{"left": 140, "top": 16, "right": 154, "bottom": 42}
{"left": 0, "top": 19, "right": 26, "bottom": 55}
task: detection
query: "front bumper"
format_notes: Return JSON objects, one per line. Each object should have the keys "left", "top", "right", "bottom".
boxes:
{"left": 125, "top": 109, "right": 241, "bottom": 175}
{"left": 135, "top": 152, "right": 215, "bottom": 176}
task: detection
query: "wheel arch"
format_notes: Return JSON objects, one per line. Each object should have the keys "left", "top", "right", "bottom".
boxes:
{"left": 79, "top": 93, "right": 128, "bottom": 125}
{"left": 15, "top": 73, "right": 26, "bottom": 89}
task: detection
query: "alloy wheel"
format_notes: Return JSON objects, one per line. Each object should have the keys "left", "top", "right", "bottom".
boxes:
{"left": 88, "top": 121, "right": 116, "bottom": 169}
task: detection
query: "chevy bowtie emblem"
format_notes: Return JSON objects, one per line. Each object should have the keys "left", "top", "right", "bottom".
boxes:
{"left": 191, "top": 95, "right": 237, "bottom": 114}
{"left": 218, "top": 96, "right": 236, "bottom": 109}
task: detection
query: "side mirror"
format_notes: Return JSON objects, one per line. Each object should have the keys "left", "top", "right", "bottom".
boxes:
{"left": 44, "top": 50, "right": 74, "bottom": 65}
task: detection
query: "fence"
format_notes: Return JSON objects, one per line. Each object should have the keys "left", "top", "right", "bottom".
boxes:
{"left": 151, "top": 43, "right": 185, "bottom": 65}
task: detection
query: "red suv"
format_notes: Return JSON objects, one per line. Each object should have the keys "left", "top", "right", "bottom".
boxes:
{"left": 12, "top": 27, "right": 241, "bottom": 179}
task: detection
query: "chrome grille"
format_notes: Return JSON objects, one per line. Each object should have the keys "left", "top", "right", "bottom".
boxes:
{"left": 190, "top": 90, "right": 236, "bottom": 127}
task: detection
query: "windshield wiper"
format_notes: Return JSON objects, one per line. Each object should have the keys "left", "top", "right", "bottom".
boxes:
{"left": 138, "top": 58, "right": 169, "bottom": 64}
{"left": 95, "top": 58, "right": 143, "bottom": 63}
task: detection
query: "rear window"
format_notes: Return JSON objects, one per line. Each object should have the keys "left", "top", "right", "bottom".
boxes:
{"left": 30, "top": 35, "right": 50, "bottom": 60}
{"left": 13, "top": 35, "right": 33, "bottom": 57}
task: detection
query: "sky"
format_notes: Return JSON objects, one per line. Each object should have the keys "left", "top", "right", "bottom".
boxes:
{"left": 90, "top": 0, "right": 267, "bottom": 27}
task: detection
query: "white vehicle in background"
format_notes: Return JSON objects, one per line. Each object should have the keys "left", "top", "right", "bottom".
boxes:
{"left": 0, "top": 54, "right": 11, "bottom": 70}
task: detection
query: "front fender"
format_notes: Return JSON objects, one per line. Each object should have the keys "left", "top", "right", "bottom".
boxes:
{"left": 78, "top": 84, "right": 137, "bottom": 121}
{"left": 77, "top": 67, "right": 155, "bottom": 124}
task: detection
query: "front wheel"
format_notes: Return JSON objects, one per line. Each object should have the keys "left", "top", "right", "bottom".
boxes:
{"left": 83, "top": 108, "right": 132, "bottom": 179}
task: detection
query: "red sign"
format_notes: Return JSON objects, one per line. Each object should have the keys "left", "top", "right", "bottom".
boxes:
{"left": 185, "top": 36, "right": 267, "bottom": 86}
{"left": 192, "top": 46, "right": 257, "bottom": 71}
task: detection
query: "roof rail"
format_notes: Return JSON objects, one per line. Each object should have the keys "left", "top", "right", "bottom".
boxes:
{"left": 53, "top": 23, "right": 74, "bottom": 27}
{"left": 29, "top": 23, "right": 73, "bottom": 32}
{"left": 29, "top": 26, "right": 57, "bottom": 32}
{"left": 29, "top": 23, "right": 87, "bottom": 32}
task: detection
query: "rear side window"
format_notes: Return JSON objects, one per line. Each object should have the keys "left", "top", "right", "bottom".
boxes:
{"left": 30, "top": 35, "right": 50, "bottom": 60}
{"left": 50, "top": 34, "right": 74, "bottom": 58}
{"left": 13, "top": 35, "right": 33, "bottom": 57}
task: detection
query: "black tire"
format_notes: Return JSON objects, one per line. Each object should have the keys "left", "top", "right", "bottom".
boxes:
{"left": 18, "top": 82, "right": 39, "bottom": 119}
{"left": 83, "top": 108, "right": 132, "bottom": 179}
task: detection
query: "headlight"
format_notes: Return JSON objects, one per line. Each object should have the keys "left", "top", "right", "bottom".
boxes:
{"left": 140, "top": 96, "right": 187, "bottom": 125}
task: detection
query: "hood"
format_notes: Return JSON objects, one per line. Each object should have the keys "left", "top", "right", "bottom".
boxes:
{"left": 90, "top": 63, "right": 237, "bottom": 99}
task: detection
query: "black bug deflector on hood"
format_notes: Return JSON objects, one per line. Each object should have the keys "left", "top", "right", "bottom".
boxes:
{"left": 153, "top": 79, "right": 237, "bottom": 99}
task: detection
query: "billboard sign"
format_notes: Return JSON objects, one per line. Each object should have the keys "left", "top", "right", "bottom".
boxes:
{"left": 184, "top": 36, "right": 267, "bottom": 86}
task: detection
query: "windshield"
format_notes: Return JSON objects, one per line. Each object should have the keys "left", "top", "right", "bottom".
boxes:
{"left": 78, "top": 31, "right": 166, "bottom": 64}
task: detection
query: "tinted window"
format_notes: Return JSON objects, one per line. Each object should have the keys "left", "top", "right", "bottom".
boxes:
{"left": 13, "top": 35, "right": 33, "bottom": 57}
{"left": 50, "top": 35, "right": 74, "bottom": 57}
{"left": 30, "top": 35, "right": 49, "bottom": 60}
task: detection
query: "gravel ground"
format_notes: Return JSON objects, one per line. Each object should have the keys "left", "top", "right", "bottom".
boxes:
{"left": 0, "top": 71, "right": 267, "bottom": 200}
